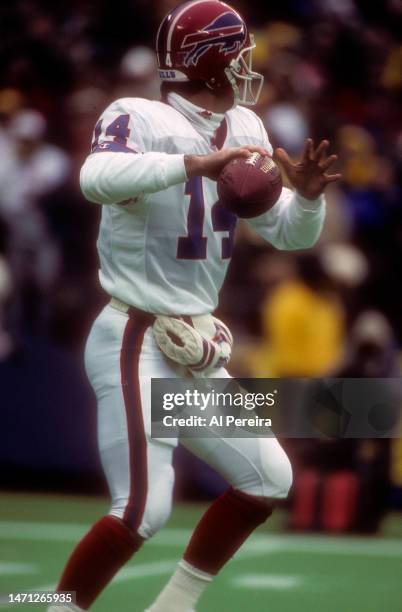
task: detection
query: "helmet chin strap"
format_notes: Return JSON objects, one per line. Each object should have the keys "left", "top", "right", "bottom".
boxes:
{"left": 203, "top": 78, "right": 236, "bottom": 111}
{"left": 223, "top": 69, "right": 241, "bottom": 108}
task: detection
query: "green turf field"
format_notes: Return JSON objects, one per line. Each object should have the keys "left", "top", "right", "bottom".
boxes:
{"left": 1, "top": 493, "right": 401, "bottom": 611}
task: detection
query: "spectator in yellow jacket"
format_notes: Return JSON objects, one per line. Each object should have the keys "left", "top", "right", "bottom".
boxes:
{"left": 253, "top": 254, "right": 345, "bottom": 377}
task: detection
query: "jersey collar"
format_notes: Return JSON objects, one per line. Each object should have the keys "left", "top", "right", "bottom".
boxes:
{"left": 166, "top": 92, "right": 225, "bottom": 141}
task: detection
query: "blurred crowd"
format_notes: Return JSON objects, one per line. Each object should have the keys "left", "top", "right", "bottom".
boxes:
{"left": 0, "top": 1, "right": 402, "bottom": 509}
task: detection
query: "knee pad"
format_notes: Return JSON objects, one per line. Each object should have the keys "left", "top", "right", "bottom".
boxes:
{"left": 261, "top": 447, "right": 293, "bottom": 500}
{"left": 137, "top": 492, "right": 172, "bottom": 539}
{"left": 140, "top": 461, "right": 174, "bottom": 539}
{"left": 111, "top": 505, "right": 170, "bottom": 541}
{"left": 113, "top": 462, "right": 174, "bottom": 540}
{"left": 238, "top": 439, "right": 293, "bottom": 500}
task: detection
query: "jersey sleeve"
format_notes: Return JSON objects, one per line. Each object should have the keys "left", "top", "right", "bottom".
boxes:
{"left": 247, "top": 187, "right": 326, "bottom": 250}
{"left": 246, "top": 118, "right": 326, "bottom": 250}
{"left": 80, "top": 99, "right": 187, "bottom": 205}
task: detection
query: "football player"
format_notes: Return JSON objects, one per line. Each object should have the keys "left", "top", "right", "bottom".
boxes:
{"left": 49, "top": 1, "right": 340, "bottom": 610}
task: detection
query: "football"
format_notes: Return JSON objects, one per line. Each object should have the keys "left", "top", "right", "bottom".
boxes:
{"left": 217, "top": 153, "right": 283, "bottom": 218}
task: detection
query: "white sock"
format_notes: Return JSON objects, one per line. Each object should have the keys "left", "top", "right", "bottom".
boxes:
{"left": 145, "top": 559, "right": 213, "bottom": 612}
{"left": 47, "top": 605, "right": 83, "bottom": 612}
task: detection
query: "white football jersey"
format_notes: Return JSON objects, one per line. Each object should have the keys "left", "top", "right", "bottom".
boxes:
{"left": 80, "top": 93, "right": 325, "bottom": 315}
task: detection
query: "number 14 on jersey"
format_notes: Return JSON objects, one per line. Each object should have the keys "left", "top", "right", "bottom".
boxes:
{"left": 177, "top": 177, "right": 236, "bottom": 261}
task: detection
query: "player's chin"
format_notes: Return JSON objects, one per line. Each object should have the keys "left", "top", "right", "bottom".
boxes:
{"left": 212, "top": 83, "right": 236, "bottom": 112}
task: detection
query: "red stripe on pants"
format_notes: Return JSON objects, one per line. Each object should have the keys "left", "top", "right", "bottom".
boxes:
{"left": 120, "top": 316, "right": 149, "bottom": 532}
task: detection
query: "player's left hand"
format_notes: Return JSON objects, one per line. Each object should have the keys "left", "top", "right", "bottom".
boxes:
{"left": 275, "top": 139, "right": 342, "bottom": 200}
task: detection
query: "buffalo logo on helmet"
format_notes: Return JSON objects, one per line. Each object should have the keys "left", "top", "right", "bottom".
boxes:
{"left": 181, "top": 12, "right": 246, "bottom": 67}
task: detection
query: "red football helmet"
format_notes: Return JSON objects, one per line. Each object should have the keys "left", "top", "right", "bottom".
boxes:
{"left": 156, "top": 0, "right": 264, "bottom": 106}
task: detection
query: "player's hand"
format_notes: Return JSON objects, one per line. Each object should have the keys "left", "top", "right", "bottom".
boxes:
{"left": 185, "top": 145, "right": 270, "bottom": 181}
{"left": 275, "top": 139, "right": 342, "bottom": 200}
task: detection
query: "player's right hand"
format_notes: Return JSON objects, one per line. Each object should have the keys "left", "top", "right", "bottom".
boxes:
{"left": 185, "top": 145, "right": 270, "bottom": 181}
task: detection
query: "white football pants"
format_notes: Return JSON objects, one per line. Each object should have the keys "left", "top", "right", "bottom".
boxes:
{"left": 85, "top": 303, "right": 292, "bottom": 539}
